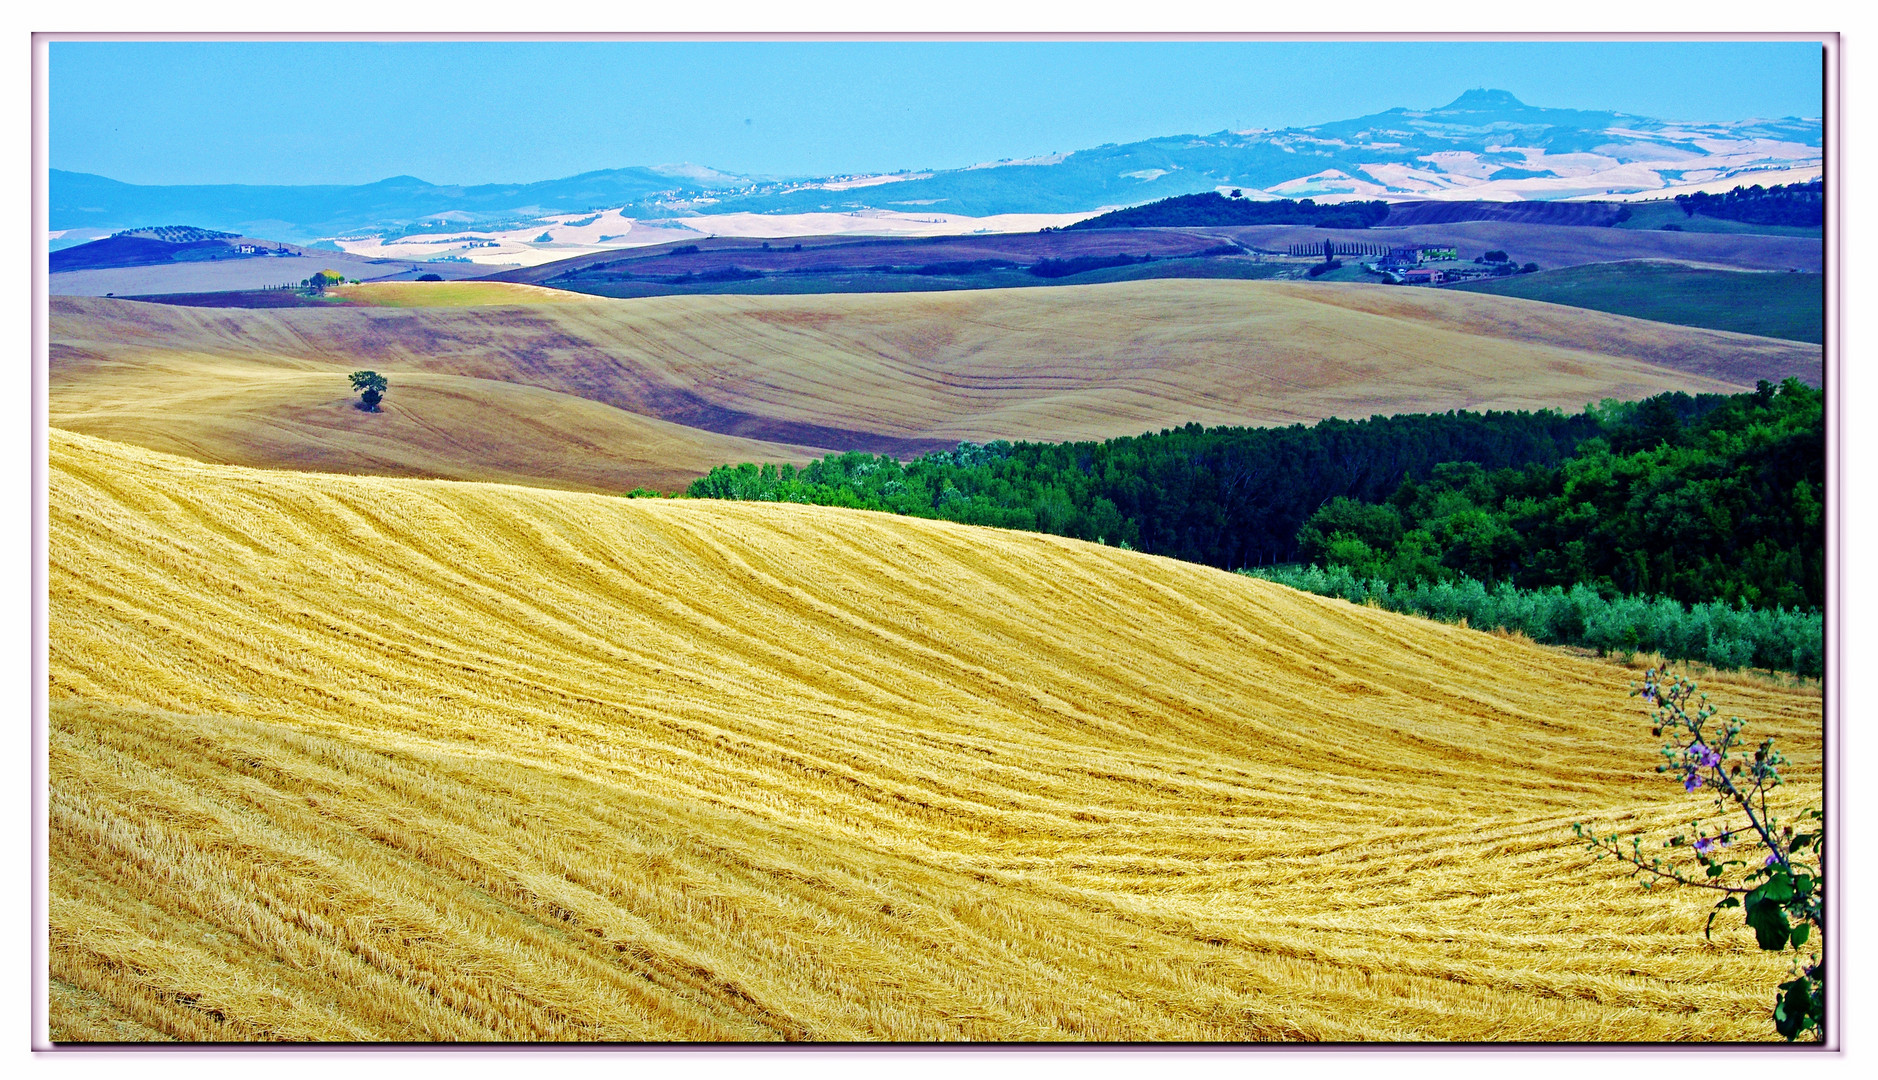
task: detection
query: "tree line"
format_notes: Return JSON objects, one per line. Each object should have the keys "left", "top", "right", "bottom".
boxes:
{"left": 1243, "top": 564, "right": 1821, "bottom": 677}
{"left": 1676, "top": 179, "right": 1823, "bottom": 228}
{"left": 1290, "top": 380, "right": 1822, "bottom": 610}
{"left": 1064, "top": 192, "right": 1391, "bottom": 230}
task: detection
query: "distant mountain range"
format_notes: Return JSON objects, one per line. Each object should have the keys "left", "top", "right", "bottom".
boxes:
{"left": 48, "top": 165, "right": 751, "bottom": 248}
{"left": 50, "top": 90, "right": 1820, "bottom": 250}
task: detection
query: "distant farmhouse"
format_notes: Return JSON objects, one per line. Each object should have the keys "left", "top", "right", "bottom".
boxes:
{"left": 1376, "top": 245, "right": 1459, "bottom": 269}
{"left": 1368, "top": 245, "right": 1462, "bottom": 284}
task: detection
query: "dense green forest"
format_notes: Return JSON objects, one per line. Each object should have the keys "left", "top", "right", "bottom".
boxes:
{"left": 688, "top": 406, "right": 1616, "bottom": 567}
{"left": 686, "top": 381, "right": 1822, "bottom": 672}
{"left": 1292, "top": 379, "right": 1822, "bottom": 610}
{"left": 1063, "top": 192, "right": 1390, "bottom": 230}
{"left": 1676, "top": 179, "right": 1823, "bottom": 228}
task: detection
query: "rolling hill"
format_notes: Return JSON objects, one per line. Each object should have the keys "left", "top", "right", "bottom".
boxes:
{"left": 48, "top": 211, "right": 1818, "bottom": 303}
{"left": 50, "top": 281, "right": 1821, "bottom": 494}
{"left": 47, "top": 229, "right": 488, "bottom": 299}
{"left": 50, "top": 90, "right": 1820, "bottom": 247}
{"left": 1449, "top": 262, "right": 1824, "bottom": 344}
{"left": 48, "top": 429, "right": 1822, "bottom": 1041}
{"left": 326, "top": 281, "right": 597, "bottom": 307}
{"left": 1209, "top": 220, "right": 1818, "bottom": 276}
{"left": 483, "top": 224, "right": 1816, "bottom": 301}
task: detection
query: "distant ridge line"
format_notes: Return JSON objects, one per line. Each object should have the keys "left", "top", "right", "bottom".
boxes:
{"left": 1378, "top": 202, "right": 1631, "bottom": 228}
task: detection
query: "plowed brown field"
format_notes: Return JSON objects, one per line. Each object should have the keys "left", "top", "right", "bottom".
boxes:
{"left": 51, "top": 279, "right": 1819, "bottom": 493}
{"left": 49, "top": 430, "right": 1822, "bottom": 1042}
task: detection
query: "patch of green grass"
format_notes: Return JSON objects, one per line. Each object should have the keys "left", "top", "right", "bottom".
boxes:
{"left": 1449, "top": 261, "right": 1823, "bottom": 344}
{"left": 1611, "top": 201, "right": 1822, "bottom": 238}
{"left": 1302, "top": 262, "right": 1388, "bottom": 284}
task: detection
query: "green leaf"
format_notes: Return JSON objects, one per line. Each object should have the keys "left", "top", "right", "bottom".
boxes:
{"left": 1789, "top": 923, "right": 1810, "bottom": 948}
{"left": 1745, "top": 898, "right": 1792, "bottom": 951}
{"left": 1774, "top": 980, "right": 1810, "bottom": 1041}
{"left": 1757, "top": 873, "right": 1795, "bottom": 902}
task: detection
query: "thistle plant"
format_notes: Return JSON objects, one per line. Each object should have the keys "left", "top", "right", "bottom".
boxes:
{"left": 1575, "top": 669, "right": 1824, "bottom": 1041}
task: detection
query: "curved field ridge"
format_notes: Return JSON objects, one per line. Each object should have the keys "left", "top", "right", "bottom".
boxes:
{"left": 328, "top": 281, "right": 595, "bottom": 307}
{"left": 51, "top": 280, "right": 1819, "bottom": 492}
{"left": 45, "top": 357, "right": 825, "bottom": 496}
{"left": 49, "top": 430, "right": 1820, "bottom": 1042}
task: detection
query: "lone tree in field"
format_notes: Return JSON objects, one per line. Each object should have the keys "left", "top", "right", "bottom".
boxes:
{"left": 349, "top": 370, "right": 388, "bottom": 411}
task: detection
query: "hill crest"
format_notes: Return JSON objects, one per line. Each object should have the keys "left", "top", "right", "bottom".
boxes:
{"left": 50, "top": 278, "right": 1819, "bottom": 495}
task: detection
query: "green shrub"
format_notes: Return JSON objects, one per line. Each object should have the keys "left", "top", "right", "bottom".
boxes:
{"left": 1241, "top": 565, "right": 1821, "bottom": 677}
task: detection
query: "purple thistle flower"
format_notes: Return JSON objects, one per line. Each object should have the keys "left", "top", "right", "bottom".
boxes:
{"left": 1689, "top": 742, "right": 1721, "bottom": 769}
{"left": 1684, "top": 773, "right": 1704, "bottom": 792}
{"left": 1766, "top": 853, "right": 1781, "bottom": 867}
{"left": 1693, "top": 837, "right": 1714, "bottom": 855}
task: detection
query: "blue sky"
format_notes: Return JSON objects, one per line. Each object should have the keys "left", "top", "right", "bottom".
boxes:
{"left": 50, "top": 40, "right": 1825, "bottom": 187}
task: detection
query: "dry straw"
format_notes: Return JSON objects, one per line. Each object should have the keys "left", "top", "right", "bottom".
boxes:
{"left": 48, "top": 429, "right": 1821, "bottom": 1041}
{"left": 49, "top": 279, "right": 1817, "bottom": 495}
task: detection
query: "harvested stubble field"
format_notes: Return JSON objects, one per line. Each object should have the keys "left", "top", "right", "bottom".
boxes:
{"left": 326, "top": 281, "right": 597, "bottom": 307}
{"left": 51, "top": 280, "right": 1820, "bottom": 494}
{"left": 49, "top": 430, "right": 1821, "bottom": 1042}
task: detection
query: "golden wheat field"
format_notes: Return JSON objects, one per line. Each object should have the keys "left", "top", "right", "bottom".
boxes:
{"left": 48, "top": 428, "right": 1821, "bottom": 1042}
{"left": 51, "top": 279, "right": 1819, "bottom": 493}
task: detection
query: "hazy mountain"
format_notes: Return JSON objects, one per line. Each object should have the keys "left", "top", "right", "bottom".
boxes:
{"left": 735, "top": 89, "right": 1817, "bottom": 216}
{"left": 50, "top": 166, "right": 755, "bottom": 244}
{"left": 50, "top": 90, "right": 1820, "bottom": 244}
